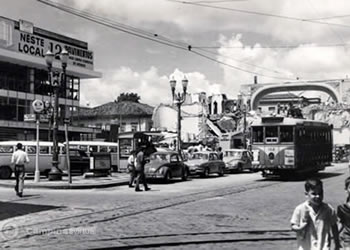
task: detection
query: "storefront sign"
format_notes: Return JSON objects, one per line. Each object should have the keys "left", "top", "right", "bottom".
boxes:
{"left": 0, "top": 17, "right": 94, "bottom": 70}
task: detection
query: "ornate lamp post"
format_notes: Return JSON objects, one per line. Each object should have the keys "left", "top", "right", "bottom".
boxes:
{"left": 45, "top": 49, "right": 69, "bottom": 181}
{"left": 169, "top": 75, "right": 188, "bottom": 155}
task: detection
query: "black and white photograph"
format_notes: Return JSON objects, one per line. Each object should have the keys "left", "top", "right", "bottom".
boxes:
{"left": 1, "top": 0, "right": 350, "bottom": 249}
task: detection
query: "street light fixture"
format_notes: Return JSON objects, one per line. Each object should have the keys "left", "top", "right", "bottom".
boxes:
{"left": 169, "top": 75, "right": 188, "bottom": 155}
{"left": 44, "top": 49, "right": 69, "bottom": 181}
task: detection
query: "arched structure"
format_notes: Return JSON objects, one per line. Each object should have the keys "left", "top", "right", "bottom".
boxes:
{"left": 250, "top": 83, "right": 341, "bottom": 110}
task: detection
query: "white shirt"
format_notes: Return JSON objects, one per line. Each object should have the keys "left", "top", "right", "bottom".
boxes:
{"left": 291, "top": 201, "right": 337, "bottom": 250}
{"left": 127, "top": 154, "right": 134, "bottom": 165}
{"left": 11, "top": 149, "right": 29, "bottom": 165}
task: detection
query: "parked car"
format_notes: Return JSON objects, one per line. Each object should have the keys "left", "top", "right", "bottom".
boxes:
{"left": 223, "top": 149, "right": 252, "bottom": 173}
{"left": 68, "top": 148, "right": 90, "bottom": 175}
{"left": 187, "top": 151, "right": 225, "bottom": 177}
{"left": 144, "top": 151, "right": 189, "bottom": 182}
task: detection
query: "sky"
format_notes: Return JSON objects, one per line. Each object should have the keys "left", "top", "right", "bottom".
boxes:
{"left": 2, "top": 0, "right": 350, "bottom": 107}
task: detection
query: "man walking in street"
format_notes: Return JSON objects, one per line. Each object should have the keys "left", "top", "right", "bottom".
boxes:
{"left": 134, "top": 146, "right": 151, "bottom": 192}
{"left": 11, "top": 143, "right": 29, "bottom": 197}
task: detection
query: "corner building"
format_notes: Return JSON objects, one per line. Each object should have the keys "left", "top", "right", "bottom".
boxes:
{"left": 0, "top": 16, "right": 101, "bottom": 141}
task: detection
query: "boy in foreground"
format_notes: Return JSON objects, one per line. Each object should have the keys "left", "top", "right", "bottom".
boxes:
{"left": 291, "top": 178, "right": 340, "bottom": 250}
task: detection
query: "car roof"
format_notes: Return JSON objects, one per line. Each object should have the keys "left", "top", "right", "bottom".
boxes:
{"left": 193, "top": 151, "right": 215, "bottom": 154}
{"left": 224, "top": 149, "right": 247, "bottom": 152}
{"left": 153, "top": 150, "right": 177, "bottom": 155}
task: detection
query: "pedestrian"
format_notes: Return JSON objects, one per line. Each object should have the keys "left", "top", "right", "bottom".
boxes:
{"left": 11, "top": 143, "right": 29, "bottom": 197}
{"left": 290, "top": 177, "right": 340, "bottom": 250}
{"left": 337, "top": 176, "right": 350, "bottom": 249}
{"left": 134, "top": 146, "right": 151, "bottom": 192}
{"left": 127, "top": 150, "right": 136, "bottom": 188}
{"left": 217, "top": 147, "right": 223, "bottom": 160}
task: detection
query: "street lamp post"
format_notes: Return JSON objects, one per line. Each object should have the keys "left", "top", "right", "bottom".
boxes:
{"left": 169, "top": 76, "right": 188, "bottom": 155}
{"left": 242, "top": 104, "right": 247, "bottom": 149}
{"left": 45, "top": 49, "right": 69, "bottom": 181}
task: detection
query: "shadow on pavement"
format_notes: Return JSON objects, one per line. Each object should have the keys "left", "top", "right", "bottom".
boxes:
{"left": 0, "top": 201, "right": 60, "bottom": 221}
{"left": 255, "top": 171, "right": 344, "bottom": 182}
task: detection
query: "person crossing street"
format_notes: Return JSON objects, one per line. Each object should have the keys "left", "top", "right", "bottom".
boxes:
{"left": 11, "top": 143, "right": 29, "bottom": 197}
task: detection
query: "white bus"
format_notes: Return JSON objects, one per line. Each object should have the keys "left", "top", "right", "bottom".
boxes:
{"left": 0, "top": 141, "right": 66, "bottom": 179}
{"left": 66, "top": 141, "right": 119, "bottom": 171}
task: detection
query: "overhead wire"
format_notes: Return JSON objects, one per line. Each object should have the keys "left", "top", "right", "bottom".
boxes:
{"left": 168, "top": 0, "right": 350, "bottom": 28}
{"left": 195, "top": 48, "right": 289, "bottom": 75}
{"left": 305, "top": 0, "right": 346, "bottom": 45}
{"left": 37, "top": 0, "right": 295, "bottom": 80}
{"left": 37, "top": 0, "right": 188, "bottom": 51}
{"left": 192, "top": 43, "right": 350, "bottom": 49}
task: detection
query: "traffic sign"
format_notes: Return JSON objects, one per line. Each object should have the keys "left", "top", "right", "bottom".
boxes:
{"left": 24, "top": 114, "right": 36, "bottom": 122}
{"left": 32, "top": 99, "right": 44, "bottom": 113}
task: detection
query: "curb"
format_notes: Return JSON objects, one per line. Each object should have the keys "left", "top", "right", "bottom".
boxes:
{"left": 0, "top": 180, "right": 129, "bottom": 190}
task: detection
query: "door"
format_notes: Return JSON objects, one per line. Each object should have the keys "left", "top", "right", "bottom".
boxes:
{"left": 169, "top": 153, "right": 182, "bottom": 177}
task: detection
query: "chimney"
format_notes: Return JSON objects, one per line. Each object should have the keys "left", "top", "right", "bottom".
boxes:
{"left": 254, "top": 76, "right": 258, "bottom": 84}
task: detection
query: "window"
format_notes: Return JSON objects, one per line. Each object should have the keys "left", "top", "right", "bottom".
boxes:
{"left": 26, "top": 146, "right": 36, "bottom": 154}
{"left": 89, "top": 146, "right": 98, "bottom": 152}
{"left": 0, "top": 146, "right": 13, "bottom": 153}
{"left": 131, "top": 122, "right": 138, "bottom": 132}
{"left": 252, "top": 126, "right": 264, "bottom": 143}
{"left": 280, "top": 126, "right": 294, "bottom": 142}
{"left": 170, "top": 154, "right": 179, "bottom": 162}
{"left": 266, "top": 126, "right": 278, "bottom": 138}
{"left": 100, "top": 146, "right": 108, "bottom": 152}
{"left": 40, "top": 146, "right": 50, "bottom": 154}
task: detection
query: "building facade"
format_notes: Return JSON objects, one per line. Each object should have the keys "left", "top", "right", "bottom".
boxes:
{"left": 75, "top": 101, "right": 154, "bottom": 140}
{"left": 0, "top": 16, "right": 101, "bottom": 141}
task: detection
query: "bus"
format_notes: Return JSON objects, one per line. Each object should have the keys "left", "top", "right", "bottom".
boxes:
{"left": 250, "top": 116, "right": 333, "bottom": 178}
{"left": 66, "top": 141, "right": 119, "bottom": 171}
{"left": 0, "top": 141, "right": 66, "bottom": 179}
{"left": 117, "top": 131, "right": 160, "bottom": 171}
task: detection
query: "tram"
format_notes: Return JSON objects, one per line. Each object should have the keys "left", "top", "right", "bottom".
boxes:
{"left": 117, "top": 131, "right": 159, "bottom": 171}
{"left": 250, "top": 116, "right": 333, "bottom": 177}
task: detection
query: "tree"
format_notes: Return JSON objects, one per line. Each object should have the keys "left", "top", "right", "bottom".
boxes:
{"left": 116, "top": 92, "right": 140, "bottom": 103}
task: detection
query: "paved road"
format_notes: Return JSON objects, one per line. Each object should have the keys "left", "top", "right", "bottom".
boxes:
{"left": 0, "top": 163, "right": 348, "bottom": 249}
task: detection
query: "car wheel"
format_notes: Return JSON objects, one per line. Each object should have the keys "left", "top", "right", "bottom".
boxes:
{"left": 44, "top": 169, "right": 50, "bottom": 178}
{"left": 218, "top": 166, "right": 224, "bottom": 177}
{"left": 182, "top": 168, "right": 188, "bottom": 181}
{"left": 204, "top": 168, "right": 210, "bottom": 178}
{"left": 164, "top": 171, "right": 171, "bottom": 183}
{"left": 0, "top": 166, "right": 12, "bottom": 179}
{"left": 237, "top": 163, "right": 243, "bottom": 172}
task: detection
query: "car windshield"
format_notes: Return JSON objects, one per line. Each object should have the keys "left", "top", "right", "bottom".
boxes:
{"left": 225, "top": 151, "right": 242, "bottom": 159}
{"left": 150, "top": 154, "right": 169, "bottom": 162}
{"left": 191, "top": 153, "right": 208, "bottom": 160}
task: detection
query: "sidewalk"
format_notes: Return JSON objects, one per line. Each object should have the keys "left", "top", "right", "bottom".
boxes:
{"left": 0, "top": 172, "right": 129, "bottom": 189}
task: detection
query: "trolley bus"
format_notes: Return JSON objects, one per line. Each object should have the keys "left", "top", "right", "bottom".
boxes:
{"left": 0, "top": 141, "right": 66, "bottom": 179}
{"left": 250, "top": 116, "right": 333, "bottom": 177}
{"left": 66, "top": 141, "right": 119, "bottom": 171}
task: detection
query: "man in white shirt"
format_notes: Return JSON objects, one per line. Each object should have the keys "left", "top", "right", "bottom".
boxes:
{"left": 11, "top": 143, "right": 29, "bottom": 197}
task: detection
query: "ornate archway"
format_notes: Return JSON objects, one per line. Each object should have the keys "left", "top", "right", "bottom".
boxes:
{"left": 250, "top": 83, "right": 340, "bottom": 110}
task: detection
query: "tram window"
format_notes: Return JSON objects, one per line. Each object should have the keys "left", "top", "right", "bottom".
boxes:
{"left": 79, "top": 145, "right": 88, "bottom": 152}
{"left": 266, "top": 126, "right": 278, "bottom": 138}
{"left": 89, "top": 146, "right": 98, "bottom": 152}
{"left": 280, "top": 126, "right": 293, "bottom": 142}
{"left": 252, "top": 127, "right": 263, "bottom": 143}
{"left": 109, "top": 146, "right": 118, "bottom": 152}
{"left": 100, "top": 146, "right": 108, "bottom": 152}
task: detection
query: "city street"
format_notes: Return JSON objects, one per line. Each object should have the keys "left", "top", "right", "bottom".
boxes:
{"left": 0, "top": 163, "right": 348, "bottom": 249}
